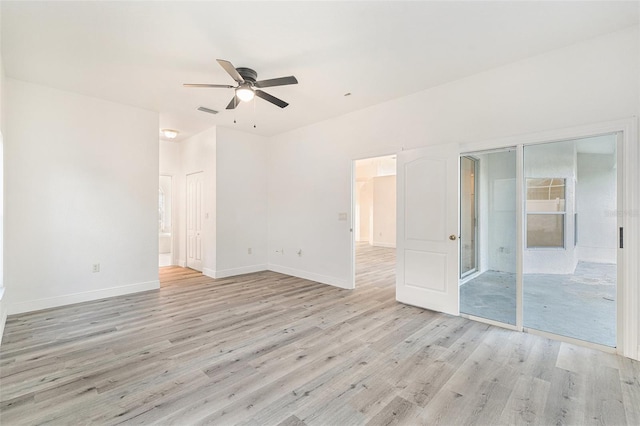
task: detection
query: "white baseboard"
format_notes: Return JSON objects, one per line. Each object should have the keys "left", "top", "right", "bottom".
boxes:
{"left": 372, "top": 242, "right": 396, "bottom": 248}
{"left": 268, "top": 264, "right": 351, "bottom": 289}
{"left": 204, "top": 264, "right": 268, "bottom": 279}
{"left": 0, "top": 288, "right": 7, "bottom": 346}
{"left": 177, "top": 259, "right": 186, "bottom": 267}
{"left": 0, "top": 311, "right": 6, "bottom": 346}
{"left": 7, "top": 280, "right": 160, "bottom": 315}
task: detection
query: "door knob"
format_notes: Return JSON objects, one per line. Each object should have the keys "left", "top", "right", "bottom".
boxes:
{"left": 449, "top": 235, "right": 457, "bottom": 241}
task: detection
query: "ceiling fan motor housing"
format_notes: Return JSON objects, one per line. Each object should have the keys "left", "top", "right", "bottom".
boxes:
{"left": 236, "top": 67, "right": 258, "bottom": 84}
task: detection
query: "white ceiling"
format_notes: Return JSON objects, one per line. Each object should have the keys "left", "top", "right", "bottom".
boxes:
{"left": 2, "top": 1, "right": 638, "bottom": 141}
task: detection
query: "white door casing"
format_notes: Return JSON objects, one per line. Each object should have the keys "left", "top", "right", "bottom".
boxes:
{"left": 186, "top": 172, "right": 204, "bottom": 271}
{"left": 396, "top": 144, "right": 459, "bottom": 315}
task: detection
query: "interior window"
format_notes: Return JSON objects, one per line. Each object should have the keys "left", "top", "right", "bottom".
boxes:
{"left": 526, "top": 178, "right": 566, "bottom": 248}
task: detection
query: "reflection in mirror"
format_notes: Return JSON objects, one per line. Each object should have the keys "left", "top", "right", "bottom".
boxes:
{"left": 159, "top": 175, "right": 172, "bottom": 266}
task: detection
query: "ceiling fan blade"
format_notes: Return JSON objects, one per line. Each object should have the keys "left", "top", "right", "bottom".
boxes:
{"left": 183, "top": 83, "right": 235, "bottom": 88}
{"left": 255, "top": 76, "right": 298, "bottom": 88}
{"left": 255, "top": 90, "right": 289, "bottom": 108}
{"left": 217, "top": 59, "right": 244, "bottom": 84}
{"left": 225, "top": 95, "right": 240, "bottom": 110}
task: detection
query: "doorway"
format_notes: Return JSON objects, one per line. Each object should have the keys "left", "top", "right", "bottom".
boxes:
{"left": 523, "top": 136, "right": 618, "bottom": 347}
{"left": 353, "top": 155, "right": 397, "bottom": 290}
{"left": 459, "top": 148, "right": 518, "bottom": 325}
{"left": 458, "top": 135, "right": 619, "bottom": 347}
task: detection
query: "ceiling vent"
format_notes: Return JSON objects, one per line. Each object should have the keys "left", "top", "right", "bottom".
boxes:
{"left": 197, "top": 106, "right": 219, "bottom": 115}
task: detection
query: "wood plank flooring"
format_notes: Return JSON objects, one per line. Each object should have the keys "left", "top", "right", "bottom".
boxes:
{"left": 0, "top": 244, "right": 638, "bottom": 425}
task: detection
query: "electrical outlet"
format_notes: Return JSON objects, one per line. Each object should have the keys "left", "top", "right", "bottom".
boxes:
{"left": 92, "top": 263, "right": 100, "bottom": 273}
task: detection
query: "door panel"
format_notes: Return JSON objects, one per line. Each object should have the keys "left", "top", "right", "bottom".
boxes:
{"left": 523, "top": 137, "right": 618, "bottom": 347}
{"left": 186, "top": 172, "right": 204, "bottom": 271}
{"left": 405, "top": 250, "right": 447, "bottom": 291}
{"left": 405, "top": 158, "right": 447, "bottom": 241}
{"left": 396, "top": 144, "right": 459, "bottom": 315}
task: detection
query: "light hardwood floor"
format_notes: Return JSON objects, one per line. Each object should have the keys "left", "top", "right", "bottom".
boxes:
{"left": 0, "top": 247, "right": 639, "bottom": 425}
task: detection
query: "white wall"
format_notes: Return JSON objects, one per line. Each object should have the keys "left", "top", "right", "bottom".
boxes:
{"left": 160, "top": 139, "right": 180, "bottom": 177}
{"left": 267, "top": 27, "right": 638, "bottom": 289}
{"left": 177, "top": 127, "right": 216, "bottom": 271}
{"left": 172, "top": 126, "right": 268, "bottom": 278}
{"left": 0, "top": 4, "right": 6, "bottom": 342}
{"left": 268, "top": 133, "right": 354, "bottom": 288}
{"left": 372, "top": 175, "right": 396, "bottom": 247}
{"left": 215, "top": 127, "right": 268, "bottom": 277}
{"left": 476, "top": 151, "right": 517, "bottom": 274}
{"left": 576, "top": 152, "right": 617, "bottom": 263}
{"left": 5, "top": 78, "right": 159, "bottom": 314}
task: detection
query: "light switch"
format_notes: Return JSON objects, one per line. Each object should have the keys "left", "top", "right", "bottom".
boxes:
{"left": 338, "top": 212, "right": 348, "bottom": 221}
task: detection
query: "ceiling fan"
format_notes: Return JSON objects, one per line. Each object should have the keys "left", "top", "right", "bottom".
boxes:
{"left": 184, "top": 59, "right": 298, "bottom": 109}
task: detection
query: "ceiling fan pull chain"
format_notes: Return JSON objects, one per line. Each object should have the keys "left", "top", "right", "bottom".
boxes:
{"left": 253, "top": 97, "right": 257, "bottom": 129}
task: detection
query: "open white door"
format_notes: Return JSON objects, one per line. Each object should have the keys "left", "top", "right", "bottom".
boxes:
{"left": 396, "top": 144, "right": 459, "bottom": 315}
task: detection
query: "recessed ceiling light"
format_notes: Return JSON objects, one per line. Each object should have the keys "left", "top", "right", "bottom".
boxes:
{"left": 161, "top": 129, "right": 179, "bottom": 139}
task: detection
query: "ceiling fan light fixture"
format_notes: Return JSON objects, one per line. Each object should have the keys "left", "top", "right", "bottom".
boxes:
{"left": 236, "top": 84, "right": 255, "bottom": 102}
{"left": 161, "top": 129, "right": 179, "bottom": 139}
